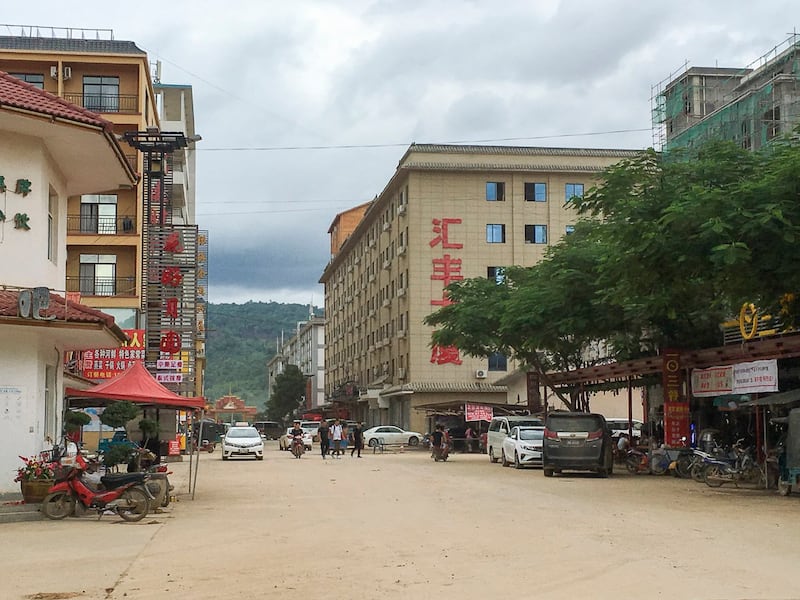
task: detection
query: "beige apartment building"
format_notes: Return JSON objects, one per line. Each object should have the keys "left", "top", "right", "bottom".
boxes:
{"left": 320, "top": 144, "right": 640, "bottom": 433}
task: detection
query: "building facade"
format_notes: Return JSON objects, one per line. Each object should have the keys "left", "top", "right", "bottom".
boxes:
{"left": 0, "top": 70, "right": 134, "bottom": 492}
{"left": 320, "top": 144, "right": 639, "bottom": 434}
{"left": 266, "top": 312, "right": 326, "bottom": 416}
{"left": 0, "top": 28, "right": 203, "bottom": 397}
{"left": 652, "top": 34, "right": 800, "bottom": 151}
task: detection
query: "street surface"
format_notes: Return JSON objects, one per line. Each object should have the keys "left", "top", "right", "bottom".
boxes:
{"left": 2, "top": 446, "right": 799, "bottom": 600}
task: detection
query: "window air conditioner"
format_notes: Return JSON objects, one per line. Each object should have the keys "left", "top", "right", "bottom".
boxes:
{"left": 63, "top": 66, "right": 72, "bottom": 80}
{"left": 50, "top": 66, "right": 59, "bottom": 79}
{"left": 475, "top": 369, "right": 488, "bottom": 379}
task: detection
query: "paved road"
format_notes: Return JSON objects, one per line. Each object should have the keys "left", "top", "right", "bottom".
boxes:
{"left": 3, "top": 446, "right": 799, "bottom": 599}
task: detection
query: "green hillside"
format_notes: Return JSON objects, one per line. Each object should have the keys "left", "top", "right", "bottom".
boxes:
{"left": 204, "top": 302, "right": 321, "bottom": 411}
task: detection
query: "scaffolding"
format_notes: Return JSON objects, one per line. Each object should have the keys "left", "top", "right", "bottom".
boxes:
{"left": 651, "top": 34, "right": 800, "bottom": 151}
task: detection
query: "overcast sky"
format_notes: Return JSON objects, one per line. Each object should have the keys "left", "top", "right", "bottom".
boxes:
{"left": 5, "top": 1, "right": 797, "bottom": 305}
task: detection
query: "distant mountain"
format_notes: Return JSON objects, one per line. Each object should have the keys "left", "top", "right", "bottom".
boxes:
{"left": 204, "top": 301, "right": 322, "bottom": 411}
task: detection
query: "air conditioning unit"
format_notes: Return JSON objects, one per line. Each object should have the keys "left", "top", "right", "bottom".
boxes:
{"left": 382, "top": 260, "right": 391, "bottom": 270}
{"left": 50, "top": 65, "right": 59, "bottom": 79}
{"left": 63, "top": 66, "right": 72, "bottom": 80}
{"left": 397, "top": 245, "right": 407, "bottom": 256}
{"left": 398, "top": 204, "right": 407, "bottom": 215}
{"left": 398, "top": 367, "right": 406, "bottom": 379}
{"left": 382, "top": 222, "right": 391, "bottom": 232}
{"left": 397, "top": 287, "right": 406, "bottom": 297}
{"left": 397, "top": 329, "right": 407, "bottom": 338}
{"left": 475, "top": 369, "right": 488, "bottom": 379}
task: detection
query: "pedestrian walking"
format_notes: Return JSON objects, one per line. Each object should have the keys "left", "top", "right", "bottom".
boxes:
{"left": 318, "top": 419, "right": 330, "bottom": 458}
{"left": 350, "top": 421, "right": 364, "bottom": 457}
{"left": 330, "top": 419, "right": 343, "bottom": 458}
{"left": 340, "top": 423, "right": 349, "bottom": 456}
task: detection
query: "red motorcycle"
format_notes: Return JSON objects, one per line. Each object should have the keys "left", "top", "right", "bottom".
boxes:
{"left": 291, "top": 434, "right": 305, "bottom": 458}
{"left": 41, "top": 453, "right": 153, "bottom": 522}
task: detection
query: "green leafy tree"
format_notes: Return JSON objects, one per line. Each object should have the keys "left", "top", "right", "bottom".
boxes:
{"left": 99, "top": 401, "right": 139, "bottom": 429}
{"left": 267, "top": 364, "right": 306, "bottom": 422}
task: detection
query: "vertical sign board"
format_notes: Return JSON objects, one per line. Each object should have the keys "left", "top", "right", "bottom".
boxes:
{"left": 662, "top": 349, "right": 689, "bottom": 446}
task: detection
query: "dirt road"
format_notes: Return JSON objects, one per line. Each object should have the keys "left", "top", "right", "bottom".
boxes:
{"left": 3, "top": 447, "right": 799, "bottom": 599}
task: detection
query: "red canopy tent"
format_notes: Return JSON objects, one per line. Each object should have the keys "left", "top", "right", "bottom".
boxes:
{"left": 65, "top": 361, "right": 205, "bottom": 409}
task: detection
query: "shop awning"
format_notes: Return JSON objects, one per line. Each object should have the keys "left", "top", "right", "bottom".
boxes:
{"left": 65, "top": 361, "right": 205, "bottom": 410}
{"left": 739, "top": 388, "right": 800, "bottom": 407}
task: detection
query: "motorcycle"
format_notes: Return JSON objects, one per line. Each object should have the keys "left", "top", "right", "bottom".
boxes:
{"left": 41, "top": 452, "right": 154, "bottom": 522}
{"left": 703, "top": 439, "right": 764, "bottom": 488}
{"left": 291, "top": 434, "right": 305, "bottom": 458}
{"left": 431, "top": 443, "right": 450, "bottom": 462}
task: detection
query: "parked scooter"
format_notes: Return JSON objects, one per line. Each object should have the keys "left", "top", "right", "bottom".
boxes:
{"left": 291, "top": 434, "right": 305, "bottom": 458}
{"left": 703, "top": 439, "right": 764, "bottom": 488}
{"left": 41, "top": 453, "right": 153, "bottom": 522}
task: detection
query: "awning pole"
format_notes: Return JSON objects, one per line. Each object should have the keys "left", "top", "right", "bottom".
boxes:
{"left": 191, "top": 410, "right": 205, "bottom": 499}
{"left": 627, "top": 377, "right": 633, "bottom": 439}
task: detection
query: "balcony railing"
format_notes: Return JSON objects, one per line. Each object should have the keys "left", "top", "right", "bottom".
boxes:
{"left": 63, "top": 93, "right": 139, "bottom": 114}
{"left": 67, "top": 214, "right": 137, "bottom": 235}
{"left": 66, "top": 276, "right": 137, "bottom": 297}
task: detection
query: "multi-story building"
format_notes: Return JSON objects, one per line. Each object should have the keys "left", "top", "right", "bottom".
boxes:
{"left": 0, "top": 27, "right": 203, "bottom": 396}
{"left": 320, "top": 144, "right": 639, "bottom": 433}
{"left": 266, "top": 311, "right": 326, "bottom": 416}
{"left": 652, "top": 34, "right": 800, "bottom": 151}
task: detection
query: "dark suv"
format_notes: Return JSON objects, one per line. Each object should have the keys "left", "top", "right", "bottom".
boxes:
{"left": 542, "top": 412, "right": 613, "bottom": 477}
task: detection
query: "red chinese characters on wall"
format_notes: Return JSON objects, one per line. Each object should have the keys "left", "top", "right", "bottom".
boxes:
{"left": 160, "top": 244, "right": 184, "bottom": 356}
{"left": 429, "top": 217, "right": 463, "bottom": 365}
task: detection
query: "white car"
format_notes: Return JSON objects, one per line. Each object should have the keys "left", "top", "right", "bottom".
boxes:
{"left": 363, "top": 426, "right": 423, "bottom": 448}
{"left": 605, "top": 418, "right": 643, "bottom": 439}
{"left": 279, "top": 427, "right": 313, "bottom": 451}
{"left": 501, "top": 426, "right": 544, "bottom": 469}
{"left": 222, "top": 426, "right": 264, "bottom": 461}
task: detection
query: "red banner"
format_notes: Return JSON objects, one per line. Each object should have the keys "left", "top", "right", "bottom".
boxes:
{"left": 662, "top": 350, "right": 689, "bottom": 446}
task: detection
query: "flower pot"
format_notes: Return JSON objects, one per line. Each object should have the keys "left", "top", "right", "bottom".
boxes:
{"left": 20, "top": 479, "right": 54, "bottom": 504}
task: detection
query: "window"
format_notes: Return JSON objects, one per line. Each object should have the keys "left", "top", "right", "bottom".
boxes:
{"left": 524, "top": 182, "right": 546, "bottom": 202}
{"left": 565, "top": 225, "right": 575, "bottom": 235}
{"left": 565, "top": 183, "right": 584, "bottom": 203}
{"left": 83, "top": 75, "right": 120, "bottom": 112}
{"left": 9, "top": 73, "right": 44, "bottom": 89}
{"left": 487, "top": 266, "right": 505, "bottom": 284}
{"left": 765, "top": 106, "right": 781, "bottom": 140}
{"left": 80, "top": 194, "right": 118, "bottom": 234}
{"left": 488, "top": 352, "right": 507, "bottom": 372}
{"left": 524, "top": 224, "right": 547, "bottom": 244}
{"left": 48, "top": 189, "right": 58, "bottom": 263}
{"left": 486, "top": 182, "right": 505, "bottom": 201}
{"left": 486, "top": 224, "right": 506, "bottom": 243}
{"left": 79, "top": 254, "right": 117, "bottom": 296}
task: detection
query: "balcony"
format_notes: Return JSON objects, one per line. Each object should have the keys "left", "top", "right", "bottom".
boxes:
{"left": 67, "top": 214, "right": 137, "bottom": 235}
{"left": 63, "top": 93, "right": 139, "bottom": 114}
{"left": 66, "top": 275, "right": 137, "bottom": 297}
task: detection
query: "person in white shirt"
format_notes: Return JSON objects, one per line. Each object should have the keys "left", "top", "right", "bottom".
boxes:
{"left": 330, "top": 419, "right": 344, "bottom": 459}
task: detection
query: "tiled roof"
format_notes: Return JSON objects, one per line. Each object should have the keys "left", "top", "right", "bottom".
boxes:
{"left": 407, "top": 144, "right": 642, "bottom": 157}
{"left": 0, "top": 36, "right": 145, "bottom": 55}
{"left": 0, "top": 70, "right": 111, "bottom": 130}
{"left": 381, "top": 381, "right": 508, "bottom": 396}
{"left": 0, "top": 289, "right": 116, "bottom": 328}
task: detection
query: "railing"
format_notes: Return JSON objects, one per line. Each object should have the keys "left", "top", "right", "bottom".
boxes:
{"left": 67, "top": 214, "right": 136, "bottom": 234}
{"left": 65, "top": 276, "right": 136, "bottom": 297}
{"left": 62, "top": 93, "right": 139, "bottom": 114}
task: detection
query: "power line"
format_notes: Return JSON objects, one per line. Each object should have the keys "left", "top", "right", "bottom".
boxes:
{"left": 197, "top": 128, "right": 652, "bottom": 152}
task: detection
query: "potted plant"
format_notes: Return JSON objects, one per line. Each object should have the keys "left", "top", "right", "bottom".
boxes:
{"left": 14, "top": 455, "right": 55, "bottom": 503}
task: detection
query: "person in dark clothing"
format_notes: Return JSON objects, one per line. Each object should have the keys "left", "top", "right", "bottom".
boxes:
{"left": 431, "top": 424, "right": 445, "bottom": 452}
{"left": 318, "top": 420, "right": 330, "bottom": 459}
{"left": 350, "top": 422, "right": 364, "bottom": 458}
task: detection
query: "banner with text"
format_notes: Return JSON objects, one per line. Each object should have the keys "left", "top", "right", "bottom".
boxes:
{"left": 465, "top": 403, "right": 494, "bottom": 422}
{"left": 691, "top": 359, "right": 778, "bottom": 397}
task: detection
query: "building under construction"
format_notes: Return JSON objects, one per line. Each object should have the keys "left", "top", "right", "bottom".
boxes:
{"left": 651, "top": 34, "right": 800, "bottom": 151}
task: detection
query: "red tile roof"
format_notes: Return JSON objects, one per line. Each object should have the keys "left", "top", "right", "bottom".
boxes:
{"left": 0, "top": 289, "right": 117, "bottom": 328}
{"left": 0, "top": 70, "right": 112, "bottom": 131}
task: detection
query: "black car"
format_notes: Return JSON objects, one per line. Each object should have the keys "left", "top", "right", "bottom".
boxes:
{"left": 542, "top": 412, "right": 613, "bottom": 477}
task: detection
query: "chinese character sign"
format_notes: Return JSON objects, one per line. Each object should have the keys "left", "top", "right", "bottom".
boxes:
{"left": 465, "top": 403, "right": 494, "bottom": 422}
{"left": 428, "top": 217, "right": 464, "bottom": 365}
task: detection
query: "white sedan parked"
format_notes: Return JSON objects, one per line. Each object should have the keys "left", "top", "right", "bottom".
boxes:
{"left": 501, "top": 426, "right": 544, "bottom": 469}
{"left": 363, "top": 426, "right": 423, "bottom": 448}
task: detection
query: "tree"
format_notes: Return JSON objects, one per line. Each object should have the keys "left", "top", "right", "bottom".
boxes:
{"left": 267, "top": 364, "right": 306, "bottom": 422}
{"left": 99, "top": 401, "right": 139, "bottom": 429}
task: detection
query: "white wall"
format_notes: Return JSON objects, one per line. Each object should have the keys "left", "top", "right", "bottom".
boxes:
{"left": 1, "top": 132, "right": 67, "bottom": 290}
{"left": 0, "top": 328, "right": 62, "bottom": 493}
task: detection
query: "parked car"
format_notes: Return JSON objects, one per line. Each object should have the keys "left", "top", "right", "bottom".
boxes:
{"left": 222, "top": 426, "right": 264, "bottom": 461}
{"left": 487, "top": 415, "right": 544, "bottom": 463}
{"left": 501, "top": 426, "right": 544, "bottom": 468}
{"left": 605, "top": 418, "right": 643, "bottom": 439}
{"left": 363, "top": 426, "right": 423, "bottom": 447}
{"left": 542, "top": 412, "right": 613, "bottom": 477}
{"left": 254, "top": 421, "right": 283, "bottom": 440}
{"left": 279, "top": 427, "right": 313, "bottom": 451}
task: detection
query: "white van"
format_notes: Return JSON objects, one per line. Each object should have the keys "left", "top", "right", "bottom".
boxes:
{"left": 487, "top": 415, "right": 544, "bottom": 463}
